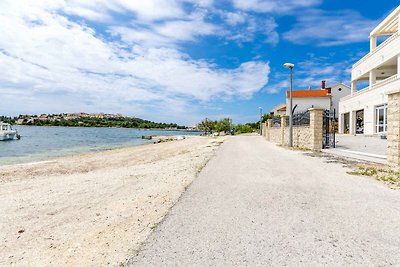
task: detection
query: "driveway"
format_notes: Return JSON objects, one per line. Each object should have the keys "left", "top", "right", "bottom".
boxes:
{"left": 326, "top": 134, "right": 387, "bottom": 164}
{"left": 128, "top": 135, "right": 400, "bottom": 266}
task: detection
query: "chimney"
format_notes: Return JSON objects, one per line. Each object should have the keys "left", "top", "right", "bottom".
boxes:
{"left": 321, "top": 80, "right": 326, "bottom": 89}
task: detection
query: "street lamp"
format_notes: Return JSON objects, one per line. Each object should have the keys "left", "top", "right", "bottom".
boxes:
{"left": 283, "top": 63, "right": 294, "bottom": 147}
{"left": 258, "top": 106, "right": 263, "bottom": 135}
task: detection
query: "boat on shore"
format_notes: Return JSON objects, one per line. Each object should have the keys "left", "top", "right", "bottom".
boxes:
{"left": 0, "top": 122, "right": 20, "bottom": 141}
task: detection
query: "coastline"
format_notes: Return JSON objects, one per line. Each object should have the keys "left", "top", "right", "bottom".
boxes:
{"left": 0, "top": 125, "right": 202, "bottom": 167}
{"left": 0, "top": 136, "right": 226, "bottom": 266}
{"left": 0, "top": 135, "right": 192, "bottom": 168}
{"left": 13, "top": 124, "right": 198, "bottom": 131}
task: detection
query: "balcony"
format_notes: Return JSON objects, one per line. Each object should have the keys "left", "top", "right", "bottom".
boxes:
{"left": 341, "top": 74, "right": 400, "bottom": 101}
{"left": 352, "top": 32, "right": 400, "bottom": 81}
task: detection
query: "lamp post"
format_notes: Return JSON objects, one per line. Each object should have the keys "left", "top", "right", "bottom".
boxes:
{"left": 283, "top": 63, "right": 294, "bottom": 147}
{"left": 258, "top": 106, "right": 263, "bottom": 135}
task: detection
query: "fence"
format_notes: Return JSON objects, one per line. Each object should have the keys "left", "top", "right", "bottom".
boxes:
{"left": 264, "top": 108, "right": 324, "bottom": 151}
{"left": 293, "top": 110, "right": 310, "bottom": 126}
{"left": 271, "top": 117, "right": 281, "bottom": 128}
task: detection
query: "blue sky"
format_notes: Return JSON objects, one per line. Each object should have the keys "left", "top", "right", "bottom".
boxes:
{"left": 0, "top": 1, "right": 398, "bottom": 125}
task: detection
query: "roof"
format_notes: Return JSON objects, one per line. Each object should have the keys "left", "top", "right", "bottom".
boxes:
{"left": 286, "top": 89, "right": 331, "bottom": 98}
{"left": 370, "top": 5, "right": 400, "bottom": 37}
{"left": 277, "top": 106, "right": 286, "bottom": 111}
{"left": 271, "top": 102, "right": 286, "bottom": 110}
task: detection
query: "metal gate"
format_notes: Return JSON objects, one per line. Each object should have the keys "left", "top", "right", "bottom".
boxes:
{"left": 323, "top": 109, "right": 336, "bottom": 149}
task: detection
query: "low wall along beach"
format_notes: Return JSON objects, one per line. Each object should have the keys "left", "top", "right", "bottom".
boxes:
{"left": 263, "top": 109, "right": 324, "bottom": 151}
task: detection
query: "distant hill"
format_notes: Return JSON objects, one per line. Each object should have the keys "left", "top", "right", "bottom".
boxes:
{"left": 0, "top": 114, "right": 187, "bottom": 130}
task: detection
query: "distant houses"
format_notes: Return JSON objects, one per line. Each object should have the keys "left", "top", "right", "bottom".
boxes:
{"left": 270, "top": 81, "right": 351, "bottom": 119}
{"left": 14, "top": 112, "right": 124, "bottom": 124}
{"left": 270, "top": 103, "right": 286, "bottom": 116}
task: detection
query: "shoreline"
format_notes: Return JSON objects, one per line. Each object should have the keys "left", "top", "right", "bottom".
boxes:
{"left": 0, "top": 134, "right": 199, "bottom": 168}
{"left": 0, "top": 140, "right": 152, "bottom": 168}
{"left": 0, "top": 135, "right": 197, "bottom": 176}
{"left": 12, "top": 124, "right": 200, "bottom": 132}
{"left": 0, "top": 135, "right": 226, "bottom": 266}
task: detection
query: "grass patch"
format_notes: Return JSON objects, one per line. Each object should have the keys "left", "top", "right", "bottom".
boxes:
{"left": 303, "top": 152, "right": 400, "bottom": 190}
{"left": 347, "top": 166, "right": 400, "bottom": 189}
{"left": 291, "top": 146, "right": 311, "bottom": 151}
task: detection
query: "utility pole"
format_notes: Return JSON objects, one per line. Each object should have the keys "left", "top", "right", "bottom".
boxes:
{"left": 259, "top": 107, "right": 263, "bottom": 135}
{"left": 283, "top": 63, "right": 295, "bottom": 147}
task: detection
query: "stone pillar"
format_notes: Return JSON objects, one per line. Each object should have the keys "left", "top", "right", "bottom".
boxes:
{"left": 262, "top": 122, "right": 267, "bottom": 137}
{"left": 370, "top": 36, "right": 377, "bottom": 52}
{"left": 387, "top": 90, "right": 400, "bottom": 165}
{"left": 281, "top": 115, "right": 288, "bottom": 146}
{"left": 349, "top": 111, "right": 356, "bottom": 135}
{"left": 309, "top": 108, "right": 323, "bottom": 151}
{"left": 338, "top": 113, "right": 344, "bottom": 134}
{"left": 267, "top": 119, "right": 272, "bottom": 128}
{"left": 266, "top": 119, "right": 272, "bottom": 141}
{"left": 351, "top": 80, "right": 357, "bottom": 95}
{"left": 369, "top": 70, "right": 376, "bottom": 86}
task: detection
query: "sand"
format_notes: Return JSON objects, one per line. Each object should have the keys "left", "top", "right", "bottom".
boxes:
{"left": 0, "top": 136, "right": 225, "bottom": 266}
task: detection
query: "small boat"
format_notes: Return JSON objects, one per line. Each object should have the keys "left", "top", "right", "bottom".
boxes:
{"left": 0, "top": 122, "right": 20, "bottom": 141}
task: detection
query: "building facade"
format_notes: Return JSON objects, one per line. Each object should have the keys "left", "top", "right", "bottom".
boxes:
{"left": 270, "top": 103, "right": 286, "bottom": 116}
{"left": 286, "top": 81, "right": 350, "bottom": 117}
{"left": 339, "top": 6, "right": 400, "bottom": 135}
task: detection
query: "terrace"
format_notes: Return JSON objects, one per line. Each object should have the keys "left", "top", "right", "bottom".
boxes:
{"left": 351, "top": 6, "right": 400, "bottom": 94}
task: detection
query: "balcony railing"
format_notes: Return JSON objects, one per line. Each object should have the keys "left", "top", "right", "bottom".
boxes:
{"left": 341, "top": 74, "right": 399, "bottom": 101}
{"left": 353, "top": 32, "right": 399, "bottom": 69}
{"left": 371, "top": 73, "right": 399, "bottom": 90}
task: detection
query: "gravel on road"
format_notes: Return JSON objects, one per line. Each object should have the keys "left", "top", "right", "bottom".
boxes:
{"left": 128, "top": 135, "right": 400, "bottom": 266}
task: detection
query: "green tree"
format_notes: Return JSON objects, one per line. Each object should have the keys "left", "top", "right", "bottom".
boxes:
{"left": 215, "top": 118, "right": 231, "bottom": 133}
{"left": 198, "top": 118, "right": 215, "bottom": 133}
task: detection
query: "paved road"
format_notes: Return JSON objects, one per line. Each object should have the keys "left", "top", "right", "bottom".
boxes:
{"left": 128, "top": 136, "right": 400, "bottom": 266}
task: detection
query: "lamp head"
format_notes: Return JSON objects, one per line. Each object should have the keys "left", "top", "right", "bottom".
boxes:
{"left": 283, "top": 63, "right": 294, "bottom": 69}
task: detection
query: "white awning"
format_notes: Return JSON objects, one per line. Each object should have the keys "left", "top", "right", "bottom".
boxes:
{"left": 370, "top": 5, "right": 400, "bottom": 37}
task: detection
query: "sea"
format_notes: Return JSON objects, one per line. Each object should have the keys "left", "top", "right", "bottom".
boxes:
{"left": 0, "top": 125, "right": 201, "bottom": 166}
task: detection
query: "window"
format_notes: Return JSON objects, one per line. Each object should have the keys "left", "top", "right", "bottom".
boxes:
{"left": 375, "top": 105, "right": 387, "bottom": 133}
{"left": 338, "top": 88, "right": 342, "bottom": 91}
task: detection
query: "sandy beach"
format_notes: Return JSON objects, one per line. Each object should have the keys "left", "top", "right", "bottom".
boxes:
{"left": 0, "top": 136, "right": 225, "bottom": 266}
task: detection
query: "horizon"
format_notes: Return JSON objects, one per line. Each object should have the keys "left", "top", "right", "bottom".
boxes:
{"left": 0, "top": 1, "right": 398, "bottom": 125}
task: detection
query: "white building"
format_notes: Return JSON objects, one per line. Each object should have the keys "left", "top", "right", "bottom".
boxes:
{"left": 339, "top": 6, "right": 400, "bottom": 135}
{"left": 286, "top": 81, "right": 350, "bottom": 117}
{"left": 270, "top": 103, "right": 286, "bottom": 116}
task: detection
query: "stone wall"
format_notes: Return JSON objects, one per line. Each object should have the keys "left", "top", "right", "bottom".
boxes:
{"left": 292, "top": 126, "right": 312, "bottom": 148}
{"left": 264, "top": 109, "right": 323, "bottom": 151}
{"left": 269, "top": 128, "right": 282, "bottom": 144}
{"left": 387, "top": 90, "right": 400, "bottom": 165}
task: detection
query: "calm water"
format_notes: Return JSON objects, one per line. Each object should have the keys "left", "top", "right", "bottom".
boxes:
{"left": 0, "top": 126, "right": 201, "bottom": 166}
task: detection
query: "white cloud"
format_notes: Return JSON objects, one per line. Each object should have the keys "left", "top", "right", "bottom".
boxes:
{"left": 232, "top": 0, "right": 321, "bottom": 14}
{"left": 283, "top": 10, "right": 378, "bottom": 46}
{"left": 0, "top": 0, "right": 270, "bottom": 124}
{"left": 109, "top": 16, "right": 218, "bottom": 48}
{"left": 223, "top": 11, "right": 247, "bottom": 26}
{"left": 221, "top": 12, "right": 279, "bottom": 45}
{"left": 63, "top": 0, "right": 185, "bottom": 22}
{"left": 264, "top": 54, "right": 353, "bottom": 94}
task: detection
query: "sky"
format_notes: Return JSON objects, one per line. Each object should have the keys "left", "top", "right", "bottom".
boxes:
{"left": 0, "top": 1, "right": 399, "bottom": 125}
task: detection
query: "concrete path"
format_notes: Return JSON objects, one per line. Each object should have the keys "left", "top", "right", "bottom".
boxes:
{"left": 325, "top": 134, "right": 388, "bottom": 164}
{"left": 128, "top": 136, "right": 400, "bottom": 266}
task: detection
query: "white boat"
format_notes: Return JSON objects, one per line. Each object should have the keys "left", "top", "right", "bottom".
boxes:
{"left": 0, "top": 122, "right": 19, "bottom": 141}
